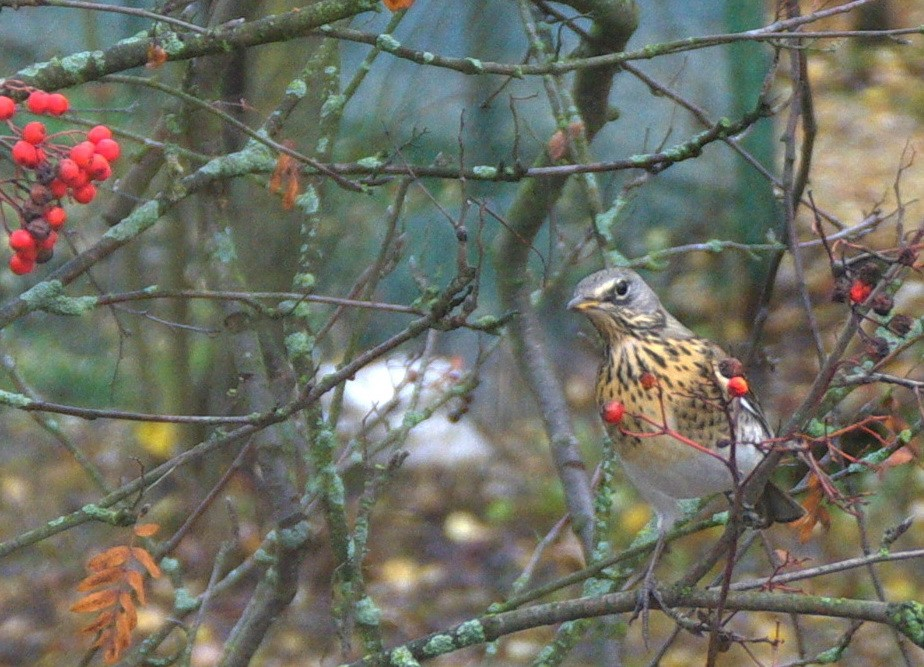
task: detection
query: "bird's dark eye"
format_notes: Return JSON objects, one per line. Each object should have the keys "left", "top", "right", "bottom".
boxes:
{"left": 612, "top": 279, "right": 629, "bottom": 299}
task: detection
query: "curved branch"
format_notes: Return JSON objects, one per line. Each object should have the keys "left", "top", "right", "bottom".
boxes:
{"left": 344, "top": 588, "right": 924, "bottom": 666}
{"left": 493, "top": 0, "right": 639, "bottom": 556}
{"left": 0, "top": 0, "right": 378, "bottom": 91}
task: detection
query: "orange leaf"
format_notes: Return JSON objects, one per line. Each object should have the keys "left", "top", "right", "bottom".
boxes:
{"left": 131, "top": 547, "right": 162, "bottom": 578}
{"left": 383, "top": 0, "right": 413, "bottom": 10}
{"left": 133, "top": 523, "right": 160, "bottom": 538}
{"left": 791, "top": 474, "right": 829, "bottom": 543}
{"left": 118, "top": 593, "right": 138, "bottom": 636}
{"left": 880, "top": 446, "right": 915, "bottom": 473}
{"left": 283, "top": 172, "right": 299, "bottom": 210}
{"left": 82, "top": 610, "right": 115, "bottom": 634}
{"left": 125, "top": 569, "right": 146, "bottom": 605}
{"left": 71, "top": 589, "right": 119, "bottom": 613}
{"left": 77, "top": 566, "right": 124, "bottom": 591}
{"left": 146, "top": 44, "right": 167, "bottom": 69}
{"left": 88, "top": 546, "right": 130, "bottom": 571}
{"left": 104, "top": 641, "right": 123, "bottom": 665}
{"left": 91, "top": 627, "right": 112, "bottom": 650}
{"left": 547, "top": 130, "right": 567, "bottom": 161}
{"left": 270, "top": 153, "right": 292, "bottom": 194}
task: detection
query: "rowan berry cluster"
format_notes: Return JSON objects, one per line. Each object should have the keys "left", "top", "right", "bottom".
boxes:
{"left": 1, "top": 88, "right": 121, "bottom": 275}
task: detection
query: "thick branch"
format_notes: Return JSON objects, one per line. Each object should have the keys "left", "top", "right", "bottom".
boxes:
{"left": 344, "top": 589, "right": 924, "bottom": 665}
{"left": 493, "top": 0, "right": 638, "bottom": 556}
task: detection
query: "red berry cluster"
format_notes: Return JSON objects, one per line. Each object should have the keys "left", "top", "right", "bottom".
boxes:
{"left": 1, "top": 88, "right": 121, "bottom": 275}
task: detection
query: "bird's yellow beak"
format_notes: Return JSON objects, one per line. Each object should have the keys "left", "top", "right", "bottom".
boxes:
{"left": 567, "top": 296, "right": 598, "bottom": 312}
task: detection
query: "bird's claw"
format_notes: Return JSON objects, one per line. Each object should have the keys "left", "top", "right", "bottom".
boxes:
{"left": 741, "top": 502, "right": 771, "bottom": 530}
{"left": 630, "top": 572, "right": 666, "bottom": 646}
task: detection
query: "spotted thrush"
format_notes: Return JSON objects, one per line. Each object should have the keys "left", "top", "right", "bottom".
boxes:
{"left": 569, "top": 268, "right": 804, "bottom": 536}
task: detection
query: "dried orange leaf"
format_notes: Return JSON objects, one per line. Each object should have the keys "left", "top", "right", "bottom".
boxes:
{"left": 77, "top": 566, "right": 124, "bottom": 591}
{"left": 146, "top": 43, "right": 167, "bottom": 69}
{"left": 82, "top": 610, "right": 115, "bottom": 634}
{"left": 71, "top": 589, "right": 119, "bottom": 613}
{"left": 119, "top": 591, "right": 138, "bottom": 630}
{"left": 283, "top": 172, "right": 299, "bottom": 210}
{"left": 270, "top": 153, "right": 292, "bottom": 194}
{"left": 125, "top": 569, "right": 146, "bottom": 605}
{"left": 88, "top": 546, "right": 130, "bottom": 571}
{"left": 880, "top": 446, "right": 915, "bottom": 472}
{"left": 133, "top": 523, "right": 160, "bottom": 538}
{"left": 131, "top": 547, "right": 162, "bottom": 578}
{"left": 91, "top": 627, "right": 112, "bottom": 650}
{"left": 104, "top": 640, "right": 123, "bottom": 665}
{"left": 547, "top": 130, "right": 567, "bottom": 161}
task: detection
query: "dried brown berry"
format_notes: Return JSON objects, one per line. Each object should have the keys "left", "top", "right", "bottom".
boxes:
{"left": 832, "top": 275, "right": 852, "bottom": 303}
{"left": 30, "top": 183, "right": 52, "bottom": 206}
{"left": 870, "top": 293, "right": 893, "bottom": 316}
{"left": 888, "top": 314, "right": 913, "bottom": 336}
{"left": 20, "top": 201, "right": 44, "bottom": 222}
{"left": 35, "top": 161, "right": 56, "bottom": 185}
{"left": 718, "top": 357, "right": 745, "bottom": 379}
{"left": 865, "top": 336, "right": 890, "bottom": 361}
{"left": 896, "top": 247, "right": 918, "bottom": 267}
{"left": 24, "top": 218, "right": 51, "bottom": 241}
{"left": 856, "top": 261, "right": 883, "bottom": 286}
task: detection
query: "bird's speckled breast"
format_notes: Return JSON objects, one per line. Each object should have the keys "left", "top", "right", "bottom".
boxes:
{"left": 596, "top": 334, "right": 736, "bottom": 480}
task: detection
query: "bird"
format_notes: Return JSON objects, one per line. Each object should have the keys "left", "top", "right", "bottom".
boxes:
{"left": 568, "top": 268, "right": 804, "bottom": 588}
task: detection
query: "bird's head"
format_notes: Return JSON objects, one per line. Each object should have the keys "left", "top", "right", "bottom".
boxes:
{"left": 568, "top": 268, "right": 672, "bottom": 338}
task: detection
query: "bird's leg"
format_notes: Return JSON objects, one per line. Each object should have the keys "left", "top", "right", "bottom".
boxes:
{"left": 629, "top": 520, "right": 669, "bottom": 646}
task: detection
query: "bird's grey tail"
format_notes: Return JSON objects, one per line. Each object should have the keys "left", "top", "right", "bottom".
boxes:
{"left": 760, "top": 481, "right": 805, "bottom": 524}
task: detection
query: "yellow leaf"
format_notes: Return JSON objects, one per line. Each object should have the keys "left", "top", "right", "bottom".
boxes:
{"left": 133, "top": 421, "right": 179, "bottom": 458}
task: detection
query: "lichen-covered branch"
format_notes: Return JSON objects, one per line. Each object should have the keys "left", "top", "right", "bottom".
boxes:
{"left": 493, "top": 0, "right": 638, "bottom": 557}
{"left": 344, "top": 589, "right": 924, "bottom": 665}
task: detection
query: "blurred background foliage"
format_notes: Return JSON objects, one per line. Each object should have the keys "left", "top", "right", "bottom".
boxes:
{"left": 0, "top": 1, "right": 922, "bottom": 665}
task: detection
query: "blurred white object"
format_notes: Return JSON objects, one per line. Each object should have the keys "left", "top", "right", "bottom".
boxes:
{"left": 319, "top": 356, "right": 492, "bottom": 468}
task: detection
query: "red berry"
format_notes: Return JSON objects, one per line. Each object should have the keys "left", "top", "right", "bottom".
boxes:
{"left": 87, "top": 125, "right": 112, "bottom": 143}
{"left": 601, "top": 400, "right": 625, "bottom": 425}
{"left": 9, "top": 254, "right": 34, "bottom": 275}
{"left": 9, "top": 229, "right": 36, "bottom": 252}
{"left": 11, "top": 140, "right": 40, "bottom": 168}
{"left": 21, "top": 121, "right": 46, "bottom": 145}
{"left": 727, "top": 376, "right": 749, "bottom": 398}
{"left": 88, "top": 154, "right": 111, "bottom": 181}
{"left": 38, "top": 231, "right": 58, "bottom": 250}
{"left": 26, "top": 90, "right": 49, "bottom": 114}
{"left": 44, "top": 206, "right": 67, "bottom": 229}
{"left": 72, "top": 183, "right": 96, "bottom": 204}
{"left": 69, "top": 141, "right": 96, "bottom": 167}
{"left": 849, "top": 280, "right": 872, "bottom": 305}
{"left": 0, "top": 96, "right": 15, "bottom": 120}
{"left": 94, "top": 138, "right": 120, "bottom": 162}
{"left": 48, "top": 179, "right": 68, "bottom": 199}
{"left": 57, "top": 158, "right": 81, "bottom": 184}
{"left": 640, "top": 372, "right": 658, "bottom": 390}
{"left": 71, "top": 169, "right": 91, "bottom": 189}
{"left": 45, "top": 93, "right": 69, "bottom": 116}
